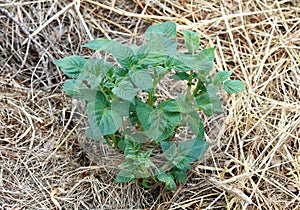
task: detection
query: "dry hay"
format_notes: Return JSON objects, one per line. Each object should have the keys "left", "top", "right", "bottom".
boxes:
{"left": 0, "top": 0, "right": 299, "bottom": 209}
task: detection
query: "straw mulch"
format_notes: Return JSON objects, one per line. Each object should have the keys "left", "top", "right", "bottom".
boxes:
{"left": 0, "top": 0, "right": 299, "bottom": 209}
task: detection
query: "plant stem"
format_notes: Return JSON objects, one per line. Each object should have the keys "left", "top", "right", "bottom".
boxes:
{"left": 160, "top": 160, "right": 173, "bottom": 171}
{"left": 110, "top": 134, "right": 117, "bottom": 147}
{"left": 148, "top": 92, "right": 154, "bottom": 107}
{"left": 192, "top": 79, "right": 205, "bottom": 97}
{"left": 186, "top": 71, "right": 194, "bottom": 101}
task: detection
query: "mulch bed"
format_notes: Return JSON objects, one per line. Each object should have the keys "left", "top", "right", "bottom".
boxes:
{"left": 0, "top": 0, "right": 299, "bottom": 209}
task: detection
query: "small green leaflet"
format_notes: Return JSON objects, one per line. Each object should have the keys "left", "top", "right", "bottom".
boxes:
{"left": 130, "top": 70, "right": 153, "bottom": 90}
{"left": 164, "top": 56, "right": 190, "bottom": 71}
{"left": 124, "top": 135, "right": 141, "bottom": 157}
{"left": 195, "top": 84, "right": 223, "bottom": 116}
{"left": 212, "top": 71, "right": 232, "bottom": 86}
{"left": 86, "top": 96, "right": 107, "bottom": 138}
{"left": 224, "top": 80, "right": 245, "bottom": 94}
{"left": 171, "top": 72, "right": 190, "bottom": 81}
{"left": 137, "top": 38, "right": 178, "bottom": 64}
{"left": 150, "top": 112, "right": 181, "bottom": 142}
{"left": 78, "top": 58, "right": 112, "bottom": 88}
{"left": 88, "top": 108, "right": 122, "bottom": 136}
{"left": 157, "top": 99, "right": 181, "bottom": 112}
{"left": 174, "top": 138, "right": 209, "bottom": 170}
{"left": 86, "top": 92, "right": 121, "bottom": 136}
{"left": 53, "top": 56, "right": 86, "bottom": 78}
{"left": 161, "top": 138, "right": 209, "bottom": 170}
{"left": 161, "top": 141, "right": 177, "bottom": 161}
{"left": 111, "top": 97, "right": 131, "bottom": 117}
{"left": 187, "top": 112, "right": 205, "bottom": 139}
{"left": 176, "top": 94, "right": 194, "bottom": 114}
{"left": 82, "top": 38, "right": 134, "bottom": 63}
{"left": 135, "top": 100, "right": 153, "bottom": 133}
{"left": 172, "top": 47, "right": 215, "bottom": 73}
{"left": 157, "top": 172, "right": 176, "bottom": 190}
{"left": 62, "top": 80, "right": 89, "bottom": 99}
{"left": 145, "top": 21, "right": 177, "bottom": 40}
{"left": 86, "top": 90, "right": 109, "bottom": 113}
{"left": 171, "top": 167, "right": 187, "bottom": 183}
{"left": 196, "top": 47, "right": 216, "bottom": 77}
{"left": 164, "top": 112, "right": 182, "bottom": 131}
{"left": 101, "top": 110, "right": 122, "bottom": 135}
{"left": 112, "top": 80, "right": 139, "bottom": 102}
{"left": 136, "top": 150, "right": 155, "bottom": 169}
{"left": 127, "top": 132, "right": 147, "bottom": 144}
{"left": 136, "top": 100, "right": 181, "bottom": 142}
{"left": 115, "top": 170, "right": 135, "bottom": 183}
{"left": 183, "top": 30, "right": 200, "bottom": 54}
{"left": 146, "top": 109, "right": 168, "bottom": 140}
{"left": 155, "top": 66, "right": 169, "bottom": 76}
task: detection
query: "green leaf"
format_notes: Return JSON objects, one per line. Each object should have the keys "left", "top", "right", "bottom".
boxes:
{"left": 112, "top": 80, "right": 139, "bottom": 102}
{"left": 176, "top": 94, "right": 194, "bottom": 114}
{"left": 53, "top": 56, "right": 86, "bottom": 78}
{"left": 117, "top": 139, "right": 126, "bottom": 151}
{"left": 137, "top": 151, "right": 154, "bottom": 167}
{"left": 153, "top": 112, "right": 182, "bottom": 142}
{"left": 136, "top": 101, "right": 181, "bottom": 142}
{"left": 164, "top": 56, "right": 190, "bottom": 70}
{"left": 142, "top": 179, "right": 154, "bottom": 189}
{"left": 197, "top": 47, "right": 216, "bottom": 72}
{"left": 183, "top": 30, "right": 200, "bottom": 54}
{"left": 145, "top": 21, "right": 177, "bottom": 40}
{"left": 155, "top": 66, "right": 169, "bottom": 76}
{"left": 90, "top": 109, "right": 122, "bottom": 136}
{"left": 174, "top": 47, "right": 215, "bottom": 75}
{"left": 115, "top": 170, "right": 135, "bottom": 182}
{"left": 100, "top": 110, "right": 122, "bottom": 135}
{"left": 171, "top": 167, "right": 187, "bottom": 183}
{"left": 187, "top": 112, "right": 205, "bottom": 139}
{"left": 137, "top": 38, "right": 178, "bottom": 57}
{"left": 157, "top": 172, "right": 176, "bottom": 190}
{"left": 78, "top": 58, "right": 113, "bottom": 88}
{"left": 212, "top": 71, "right": 232, "bottom": 86}
{"left": 171, "top": 72, "right": 190, "bottom": 81}
{"left": 161, "top": 138, "right": 209, "bottom": 171}
{"left": 148, "top": 111, "right": 181, "bottom": 142}
{"left": 86, "top": 91, "right": 109, "bottom": 112}
{"left": 161, "top": 141, "right": 177, "bottom": 161}
{"left": 130, "top": 70, "right": 153, "bottom": 90}
{"left": 223, "top": 80, "right": 245, "bottom": 94}
{"left": 145, "top": 109, "right": 168, "bottom": 140}
{"left": 174, "top": 138, "right": 209, "bottom": 170}
{"left": 86, "top": 93, "right": 122, "bottom": 136}
{"left": 165, "top": 112, "right": 182, "bottom": 129}
{"left": 195, "top": 84, "right": 222, "bottom": 116}
{"left": 86, "top": 92, "right": 109, "bottom": 137}
{"left": 83, "top": 38, "right": 134, "bottom": 63}
{"left": 124, "top": 135, "right": 141, "bottom": 157}
{"left": 111, "top": 97, "right": 131, "bottom": 117}
{"left": 62, "top": 80, "right": 89, "bottom": 99}
{"left": 136, "top": 100, "right": 153, "bottom": 132}
{"left": 137, "top": 38, "right": 178, "bottom": 65}
{"left": 130, "top": 132, "right": 147, "bottom": 143}
{"left": 173, "top": 53, "right": 196, "bottom": 71}
{"left": 83, "top": 38, "right": 111, "bottom": 50}
{"left": 157, "top": 99, "right": 180, "bottom": 112}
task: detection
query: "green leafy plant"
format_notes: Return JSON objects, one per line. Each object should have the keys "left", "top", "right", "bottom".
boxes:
{"left": 54, "top": 21, "right": 245, "bottom": 190}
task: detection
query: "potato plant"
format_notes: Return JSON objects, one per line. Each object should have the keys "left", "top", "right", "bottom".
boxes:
{"left": 54, "top": 22, "right": 245, "bottom": 190}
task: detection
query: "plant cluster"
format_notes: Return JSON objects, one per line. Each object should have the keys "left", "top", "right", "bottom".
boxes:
{"left": 54, "top": 21, "right": 245, "bottom": 190}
